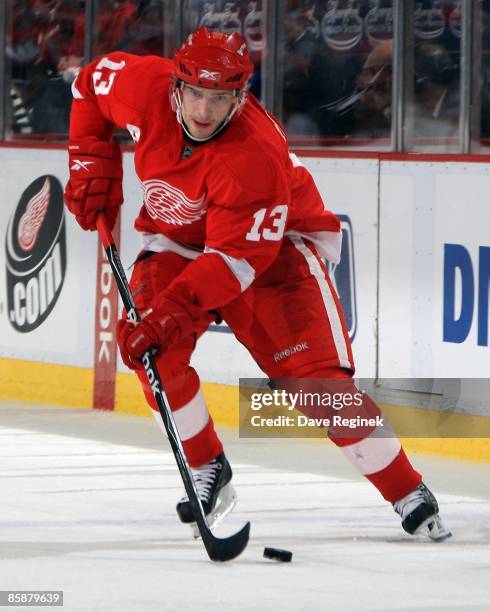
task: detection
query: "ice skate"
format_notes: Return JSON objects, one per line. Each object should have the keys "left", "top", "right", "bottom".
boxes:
{"left": 176, "top": 452, "right": 236, "bottom": 538}
{"left": 393, "top": 482, "right": 452, "bottom": 541}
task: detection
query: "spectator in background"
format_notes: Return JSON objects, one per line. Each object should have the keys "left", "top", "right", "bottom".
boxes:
{"left": 9, "top": 0, "right": 160, "bottom": 137}
{"left": 322, "top": 39, "right": 461, "bottom": 146}
{"left": 117, "top": 0, "right": 164, "bottom": 56}
{"left": 35, "top": 0, "right": 80, "bottom": 71}
{"left": 59, "top": 0, "right": 138, "bottom": 78}
{"left": 356, "top": 39, "right": 392, "bottom": 132}
{"left": 283, "top": 5, "right": 320, "bottom": 135}
{"left": 7, "top": 0, "right": 47, "bottom": 79}
{"left": 8, "top": 0, "right": 81, "bottom": 136}
{"left": 282, "top": 3, "right": 340, "bottom": 140}
{"left": 322, "top": 39, "right": 393, "bottom": 140}
{"left": 412, "top": 42, "right": 460, "bottom": 141}
{"left": 25, "top": 61, "right": 73, "bottom": 134}
{"left": 282, "top": 2, "right": 394, "bottom": 144}
{"left": 305, "top": 1, "right": 319, "bottom": 38}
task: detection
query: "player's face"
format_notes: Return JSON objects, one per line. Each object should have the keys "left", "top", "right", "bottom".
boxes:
{"left": 180, "top": 83, "right": 235, "bottom": 139}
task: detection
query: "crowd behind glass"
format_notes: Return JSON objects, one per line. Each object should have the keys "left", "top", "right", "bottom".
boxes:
{"left": 3, "top": 0, "right": 490, "bottom": 152}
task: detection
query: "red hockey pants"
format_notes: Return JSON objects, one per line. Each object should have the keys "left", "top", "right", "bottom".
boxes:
{"left": 128, "top": 237, "right": 420, "bottom": 502}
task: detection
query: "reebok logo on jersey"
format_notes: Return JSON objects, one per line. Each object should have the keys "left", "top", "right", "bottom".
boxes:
{"left": 141, "top": 179, "right": 206, "bottom": 226}
{"left": 199, "top": 69, "right": 221, "bottom": 81}
{"left": 71, "top": 160, "right": 95, "bottom": 171}
{"left": 274, "top": 342, "right": 309, "bottom": 362}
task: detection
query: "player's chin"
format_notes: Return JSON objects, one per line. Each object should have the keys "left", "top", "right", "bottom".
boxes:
{"left": 190, "top": 120, "right": 215, "bottom": 139}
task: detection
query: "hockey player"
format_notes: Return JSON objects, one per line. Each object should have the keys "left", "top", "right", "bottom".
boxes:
{"left": 64, "top": 27, "right": 450, "bottom": 541}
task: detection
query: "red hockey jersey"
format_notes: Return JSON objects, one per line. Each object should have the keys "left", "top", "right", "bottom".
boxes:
{"left": 70, "top": 52, "right": 341, "bottom": 311}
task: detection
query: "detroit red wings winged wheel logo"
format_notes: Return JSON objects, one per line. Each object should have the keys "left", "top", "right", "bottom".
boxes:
{"left": 142, "top": 179, "right": 206, "bottom": 225}
{"left": 17, "top": 177, "right": 51, "bottom": 251}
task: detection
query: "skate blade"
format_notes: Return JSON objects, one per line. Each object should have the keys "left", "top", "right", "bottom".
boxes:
{"left": 190, "top": 482, "right": 237, "bottom": 539}
{"left": 415, "top": 513, "right": 452, "bottom": 541}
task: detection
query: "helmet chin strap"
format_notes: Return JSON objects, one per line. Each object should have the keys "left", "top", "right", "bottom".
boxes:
{"left": 171, "top": 81, "right": 246, "bottom": 143}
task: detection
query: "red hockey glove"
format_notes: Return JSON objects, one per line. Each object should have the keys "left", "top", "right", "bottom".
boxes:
{"left": 116, "top": 291, "right": 204, "bottom": 370}
{"left": 65, "top": 138, "right": 123, "bottom": 231}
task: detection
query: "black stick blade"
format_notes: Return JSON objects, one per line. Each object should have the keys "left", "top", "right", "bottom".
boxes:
{"left": 203, "top": 521, "right": 251, "bottom": 562}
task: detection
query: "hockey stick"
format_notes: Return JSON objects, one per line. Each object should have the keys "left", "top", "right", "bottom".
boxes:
{"left": 96, "top": 213, "right": 250, "bottom": 562}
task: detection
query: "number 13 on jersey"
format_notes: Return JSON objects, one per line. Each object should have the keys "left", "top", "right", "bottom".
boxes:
{"left": 245, "top": 205, "right": 288, "bottom": 241}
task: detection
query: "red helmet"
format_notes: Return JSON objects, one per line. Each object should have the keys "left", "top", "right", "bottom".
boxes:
{"left": 173, "top": 27, "right": 253, "bottom": 90}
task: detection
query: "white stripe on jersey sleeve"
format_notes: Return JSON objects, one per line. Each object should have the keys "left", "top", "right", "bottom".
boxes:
{"left": 286, "top": 229, "right": 342, "bottom": 264}
{"left": 71, "top": 77, "right": 84, "bottom": 99}
{"left": 204, "top": 246, "right": 256, "bottom": 292}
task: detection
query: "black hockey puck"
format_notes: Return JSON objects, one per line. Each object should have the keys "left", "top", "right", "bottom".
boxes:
{"left": 263, "top": 547, "right": 292, "bottom": 562}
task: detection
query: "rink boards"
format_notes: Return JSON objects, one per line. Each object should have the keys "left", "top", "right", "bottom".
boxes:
{"left": 0, "top": 147, "right": 489, "bottom": 460}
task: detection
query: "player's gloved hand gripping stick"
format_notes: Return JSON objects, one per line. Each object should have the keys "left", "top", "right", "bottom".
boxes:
{"left": 96, "top": 212, "right": 250, "bottom": 562}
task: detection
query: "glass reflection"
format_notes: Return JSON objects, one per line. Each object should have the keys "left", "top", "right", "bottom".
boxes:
{"left": 282, "top": 0, "right": 393, "bottom": 149}
{"left": 408, "top": 0, "right": 461, "bottom": 152}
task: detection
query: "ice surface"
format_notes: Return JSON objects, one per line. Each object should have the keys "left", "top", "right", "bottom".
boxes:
{"left": 0, "top": 403, "right": 489, "bottom": 612}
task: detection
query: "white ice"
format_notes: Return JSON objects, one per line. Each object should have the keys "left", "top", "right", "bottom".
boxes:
{"left": 0, "top": 402, "right": 489, "bottom": 612}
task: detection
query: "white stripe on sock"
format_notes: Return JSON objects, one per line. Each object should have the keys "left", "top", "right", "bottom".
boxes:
{"left": 151, "top": 389, "right": 210, "bottom": 440}
{"left": 171, "top": 389, "right": 210, "bottom": 440}
{"left": 338, "top": 424, "right": 402, "bottom": 475}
